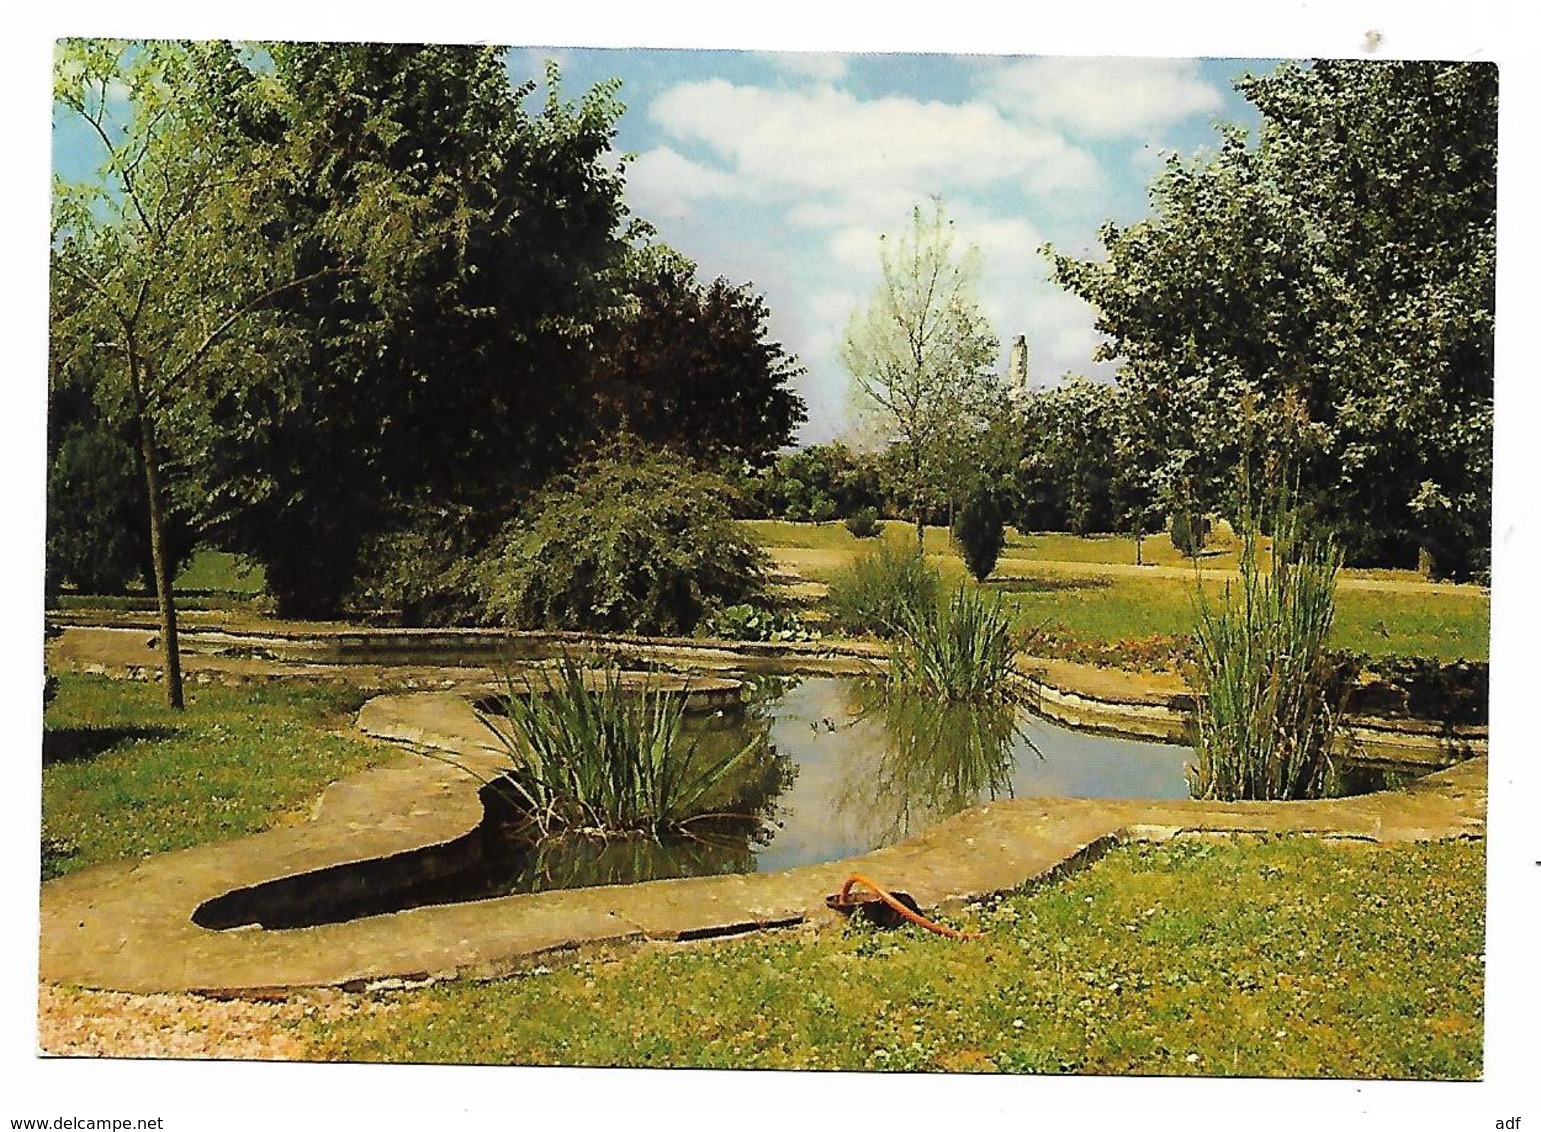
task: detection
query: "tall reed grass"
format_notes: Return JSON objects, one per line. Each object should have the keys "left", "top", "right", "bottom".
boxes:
{"left": 1188, "top": 504, "right": 1350, "bottom": 800}
{"left": 889, "top": 586, "right": 1019, "bottom": 704}
{"left": 479, "top": 662, "right": 759, "bottom": 839}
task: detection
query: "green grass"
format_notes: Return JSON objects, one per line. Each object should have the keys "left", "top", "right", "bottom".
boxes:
{"left": 747, "top": 521, "right": 1488, "bottom": 662}
{"left": 303, "top": 835, "right": 1483, "bottom": 1079}
{"left": 174, "top": 549, "right": 268, "bottom": 595}
{"left": 42, "top": 675, "right": 397, "bottom": 878}
{"left": 990, "top": 572, "right": 1488, "bottom": 662}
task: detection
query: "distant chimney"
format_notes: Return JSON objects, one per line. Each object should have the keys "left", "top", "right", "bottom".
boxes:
{"left": 1007, "top": 335, "right": 1030, "bottom": 405}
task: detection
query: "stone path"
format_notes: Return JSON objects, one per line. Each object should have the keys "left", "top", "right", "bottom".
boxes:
{"left": 38, "top": 688, "right": 1486, "bottom": 996}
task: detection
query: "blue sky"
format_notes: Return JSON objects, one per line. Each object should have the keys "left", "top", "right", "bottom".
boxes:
{"left": 505, "top": 49, "right": 1279, "bottom": 443}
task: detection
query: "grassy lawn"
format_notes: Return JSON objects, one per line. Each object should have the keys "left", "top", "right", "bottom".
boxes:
{"left": 304, "top": 834, "right": 1483, "bottom": 1079}
{"left": 989, "top": 570, "right": 1489, "bottom": 662}
{"left": 746, "top": 520, "right": 1490, "bottom": 662}
{"left": 42, "top": 675, "right": 397, "bottom": 879}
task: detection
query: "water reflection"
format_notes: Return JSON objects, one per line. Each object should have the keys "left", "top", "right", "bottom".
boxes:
{"left": 831, "top": 682, "right": 1033, "bottom": 845}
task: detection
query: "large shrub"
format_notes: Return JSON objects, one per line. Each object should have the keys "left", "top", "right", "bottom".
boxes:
{"left": 844, "top": 507, "right": 882, "bottom": 539}
{"left": 478, "top": 447, "right": 768, "bottom": 636}
{"left": 826, "top": 539, "right": 941, "bottom": 638}
{"left": 952, "top": 489, "right": 1006, "bottom": 581}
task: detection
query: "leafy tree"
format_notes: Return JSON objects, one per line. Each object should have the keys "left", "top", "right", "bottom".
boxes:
{"left": 51, "top": 39, "right": 324, "bottom": 707}
{"left": 1048, "top": 60, "right": 1495, "bottom": 578}
{"left": 477, "top": 444, "right": 769, "bottom": 636}
{"left": 591, "top": 250, "right": 806, "bottom": 468}
{"left": 750, "top": 442, "right": 884, "bottom": 520}
{"left": 1011, "top": 379, "right": 1121, "bottom": 535}
{"left": 842, "top": 199, "right": 1001, "bottom": 550}
{"left": 190, "top": 46, "right": 636, "bottom": 616}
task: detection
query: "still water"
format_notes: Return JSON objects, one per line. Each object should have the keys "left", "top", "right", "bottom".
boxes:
{"left": 195, "top": 675, "right": 1196, "bottom": 929}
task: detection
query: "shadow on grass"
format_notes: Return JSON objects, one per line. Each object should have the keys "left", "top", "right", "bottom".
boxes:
{"left": 984, "top": 575, "right": 1114, "bottom": 594}
{"left": 43, "top": 725, "right": 178, "bottom": 766}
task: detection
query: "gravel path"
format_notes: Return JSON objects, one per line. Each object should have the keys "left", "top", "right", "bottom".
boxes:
{"left": 37, "top": 983, "right": 394, "bottom": 1060}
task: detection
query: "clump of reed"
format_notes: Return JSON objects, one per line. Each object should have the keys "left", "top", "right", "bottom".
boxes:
{"left": 478, "top": 661, "right": 758, "bottom": 840}
{"left": 1188, "top": 500, "right": 1351, "bottom": 801}
{"left": 888, "top": 586, "right": 1019, "bottom": 705}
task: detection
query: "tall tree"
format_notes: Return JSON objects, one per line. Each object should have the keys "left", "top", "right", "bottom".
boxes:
{"left": 188, "top": 47, "right": 635, "bottom": 616}
{"left": 842, "top": 199, "right": 1001, "bottom": 549}
{"left": 1048, "top": 60, "right": 1496, "bottom": 577}
{"left": 590, "top": 249, "right": 806, "bottom": 469}
{"left": 51, "top": 40, "right": 323, "bottom": 707}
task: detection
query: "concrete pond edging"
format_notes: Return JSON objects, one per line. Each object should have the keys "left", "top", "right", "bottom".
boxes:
{"left": 38, "top": 686, "right": 1487, "bottom": 996}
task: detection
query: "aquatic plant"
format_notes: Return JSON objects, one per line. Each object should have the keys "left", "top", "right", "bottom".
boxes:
{"left": 888, "top": 586, "right": 1019, "bottom": 704}
{"left": 1188, "top": 501, "right": 1351, "bottom": 801}
{"left": 479, "top": 661, "right": 765, "bottom": 839}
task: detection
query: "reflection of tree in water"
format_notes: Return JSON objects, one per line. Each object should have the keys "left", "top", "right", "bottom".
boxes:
{"left": 490, "top": 682, "right": 798, "bottom": 892}
{"left": 833, "top": 682, "right": 1034, "bottom": 847}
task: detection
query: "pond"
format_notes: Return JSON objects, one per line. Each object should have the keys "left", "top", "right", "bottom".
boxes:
{"left": 195, "top": 675, "right": 1195, "bottom": 931}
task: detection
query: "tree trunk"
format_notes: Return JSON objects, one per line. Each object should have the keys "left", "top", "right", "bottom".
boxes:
{"left": 136, "top": 412, "right": 184, "bottom": 710}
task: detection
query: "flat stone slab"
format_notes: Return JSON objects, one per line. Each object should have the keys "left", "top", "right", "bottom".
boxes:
{"left": 39, "top": 688, "right": 1487, "bottom": 995}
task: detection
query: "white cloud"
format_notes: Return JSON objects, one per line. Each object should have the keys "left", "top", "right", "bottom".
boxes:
{"left": 625, "top": 146, "right": 745, "bottom": 220}
{"left": 982, "top": 57, "right": 1225, "bottom": 139}
{"left": 761, "top": 51, "right": 848, "bottom": 81}
{"left": 648, "top": 79, "right": 1098, "bottom": 204}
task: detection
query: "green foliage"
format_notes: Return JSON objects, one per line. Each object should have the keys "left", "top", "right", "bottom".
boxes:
{"left": 1011, "top": 379, "right": 1123, "bottom": 535}
{"left": 1169, "top": 510, "right": 1212, "bottom": 557}
{"left": 889, "top": 587, "right": 1019, "bottom": 704}
{"left": 749, "top": 442, "right": 885, "bottom": 521}
{"left": 844, "top": 507, "right": 882, "bottom": 539}
{"left": 842, "top": 199, "right": 1002, "bottom": 545}
{"left": 345, "top": 503, "right": 485, "bottom": 626}
{"left": 46, "top": 420, "right": 154, "bottom": 595}
{"left": 826, "top": 539, "right": 941, "bottom": 638}
{"left": 305, "top": 836, "right": 1484, "bottom": 1080}
{"left": 952, "top": 489, "right": 1006, "bottom": 581}
{"left": 1048, "top": 60, "right": 1495, "bottom": 578}
{"left": 1188, "top": 500, "right": 1351, "bottom": 801}
{"left": 704, "top": 604, "right": 820, "bottom": 643}
{"left": 478, "top": 446, "right": 768, "bottom": 636}
{"left": 593, "top": 253, "right": 806, "bottom": 468}
{"left": 193, "top": 45, "right": 637, "bottom": 617}
{"left": 479, "top": 662, "right": 760, "bottom": 838}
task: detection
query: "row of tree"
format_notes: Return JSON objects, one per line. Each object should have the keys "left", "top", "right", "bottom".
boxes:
{"left": 49, "top": 41, "right": 808, "bottom": 704}
{"left": 829, "top": 60, "right": 1494, "bottom": 579}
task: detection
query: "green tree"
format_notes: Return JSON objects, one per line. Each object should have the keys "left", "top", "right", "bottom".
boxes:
{"left": 51, "top": 39, "right": 325, "bottom": 707}
{"left": 1048, "top": 60, "right": 1495, "bottom": 578}
{"left": 1011, "top": 379, "right": 1122, "bottom": 536}
{"left": 592, "top": 250, "right": 806, "bottom": 469}
{"left": 191, "top": 46, "right": 636, "bottom": 616}
{"left": 842, "top": 199, "right": 1001, "bottom": 550}
{"left": 952, "top": 488, "right": 1006, "bottom": 581}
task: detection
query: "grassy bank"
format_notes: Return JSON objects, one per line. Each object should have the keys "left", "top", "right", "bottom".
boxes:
{"left": 305, "top": 834, "right": 1483, "bottom": 1079}
{"left": 42, "top": 675, "right": 396, "bottom": 879}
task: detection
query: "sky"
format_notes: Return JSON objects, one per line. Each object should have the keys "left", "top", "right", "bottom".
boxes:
{"left": 501, "top": 49, "right": 1275, "bottom": 443}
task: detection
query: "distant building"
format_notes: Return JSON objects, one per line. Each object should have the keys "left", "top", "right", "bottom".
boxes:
{"left": 1006, "top": 334, "right": 1030, "bottom": 406}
